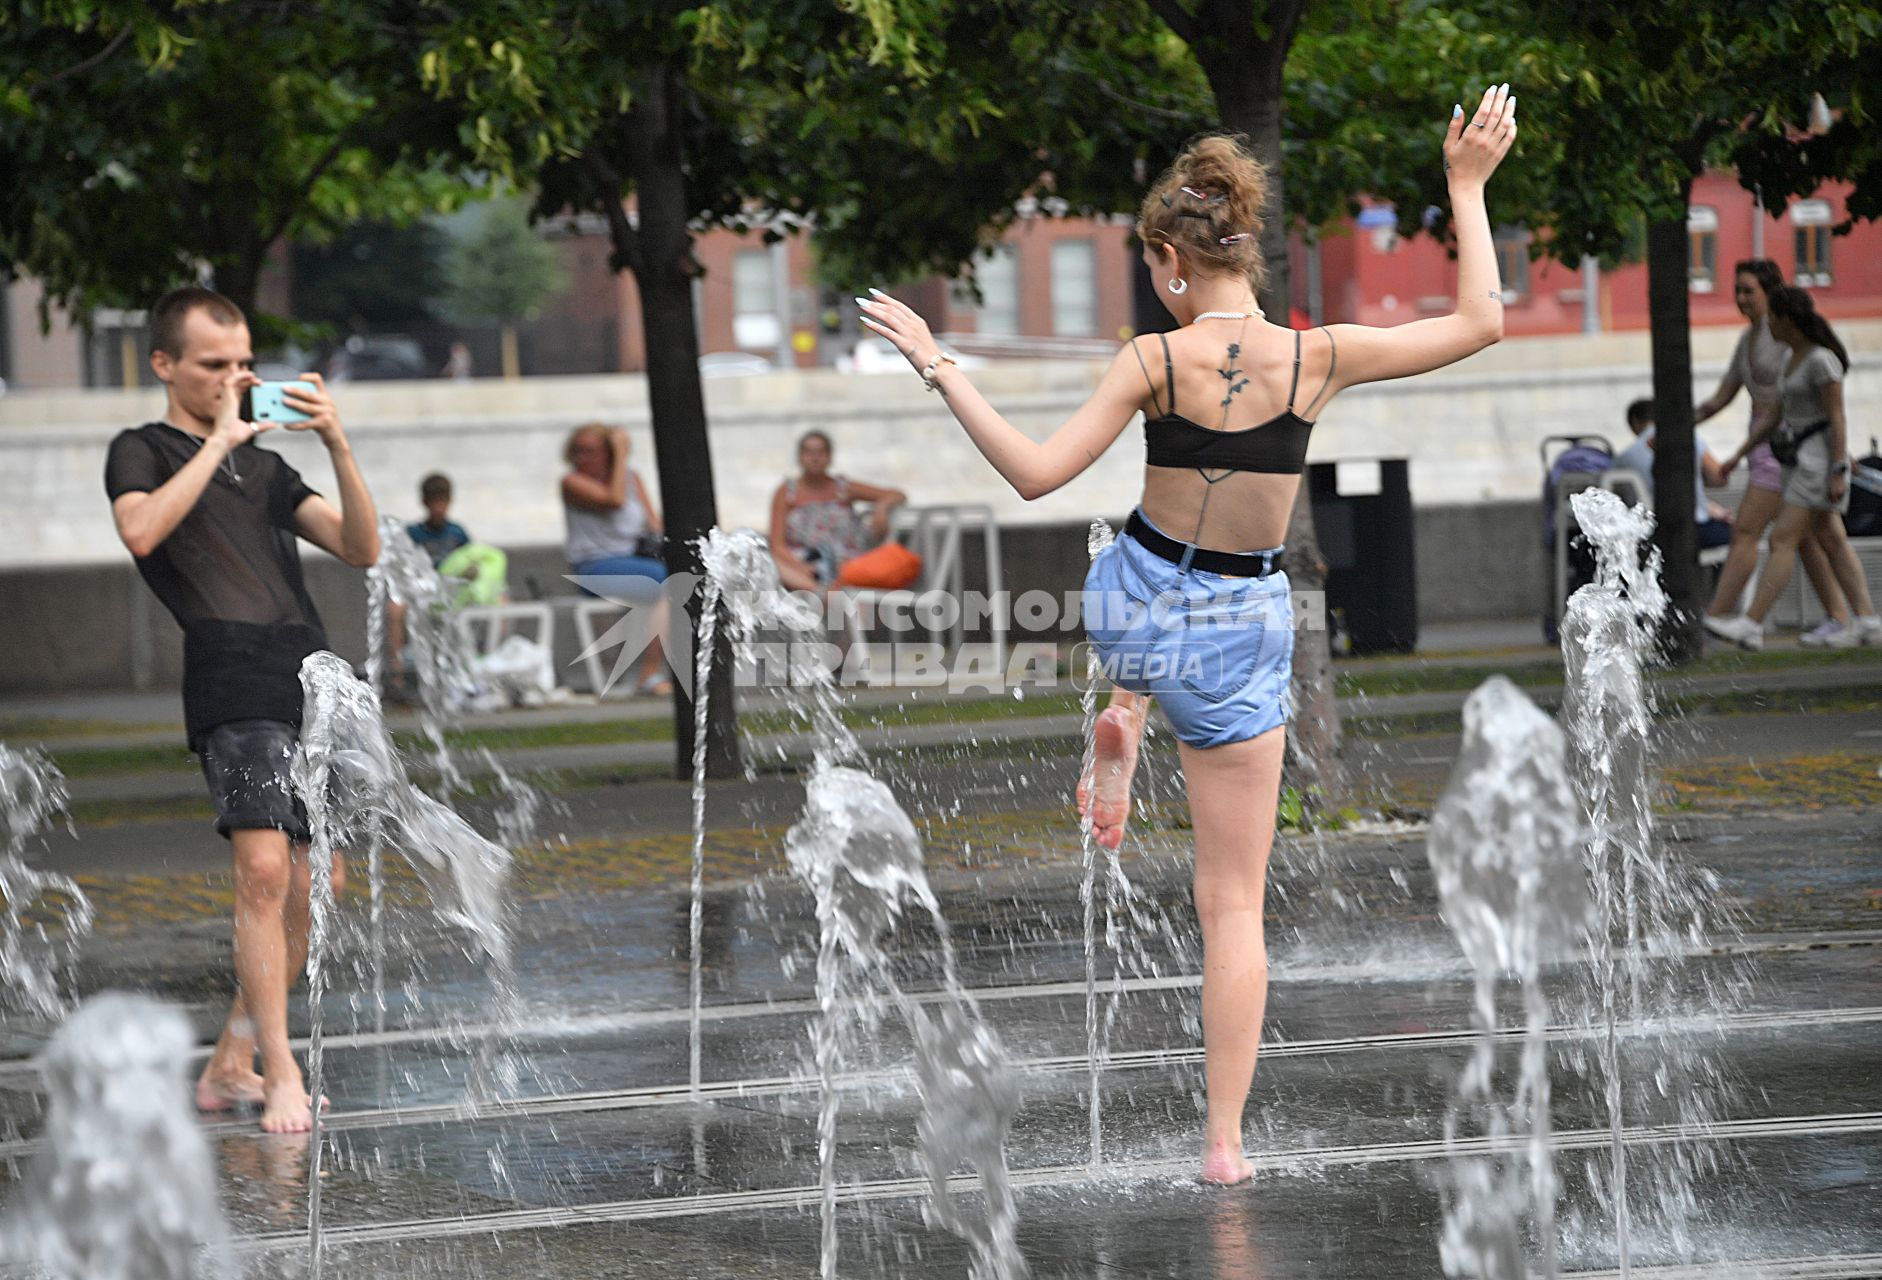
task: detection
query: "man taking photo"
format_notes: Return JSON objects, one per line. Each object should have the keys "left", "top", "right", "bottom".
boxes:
{"left": 105, "top": 286, "right": 380, "bottom": 1133}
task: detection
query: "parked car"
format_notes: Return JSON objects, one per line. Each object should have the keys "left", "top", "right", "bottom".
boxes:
{"left": 325, "top": 335, "right": 431, "bottom": 383}
{"left": 698, "top": 351, "right": 774, "bottom": 378}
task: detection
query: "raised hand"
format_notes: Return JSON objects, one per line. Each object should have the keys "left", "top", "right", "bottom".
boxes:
{"left": 211, "top": 367, "right": 265, "bottom": 449}
{"left": 856, "top": 288, "right": 941, "bottom": 376}
{"left": 281, "top": 372, "right": 346, "bottom": 448}
{"left": 1443, "top": 83, "right": 1517, "bottom": 189}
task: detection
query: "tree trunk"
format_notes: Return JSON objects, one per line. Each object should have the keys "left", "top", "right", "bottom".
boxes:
{"left": 499, "top": 323, "right": 521, "bottom": 380}
{"left": 1646, "top": 181, "right": 1702, "bottom": 663}
{"left": 623, "top": 66, "right": 741, "bottom": 779}
{"left": 1192, "top": 0, "right": 1348, "bottom": 803}
{"left": 212, "top": 254, "right": 260, "bottom": 322}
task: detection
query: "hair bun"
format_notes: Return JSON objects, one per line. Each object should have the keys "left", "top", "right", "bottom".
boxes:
{"left": 1138, "top": 135, "right": 1270, "bottom": 291}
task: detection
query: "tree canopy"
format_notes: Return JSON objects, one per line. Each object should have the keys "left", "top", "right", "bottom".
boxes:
{"left": 0, "top": 1, "right": 475, "bottom": 325}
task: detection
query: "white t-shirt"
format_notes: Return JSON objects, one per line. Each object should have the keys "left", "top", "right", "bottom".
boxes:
{"left": 1613, "top": 427, "right": 1715, "bottom": 524}
{"left": 1728, "top": 318, "right": 1788, "bottom": 413}
{"left": 564, "top": 481, "right": 650, "bottom": 565}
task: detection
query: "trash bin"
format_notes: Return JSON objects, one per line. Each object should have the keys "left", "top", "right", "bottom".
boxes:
{"left": 1307, "top": 459, "right": 1418, "bottom": 656}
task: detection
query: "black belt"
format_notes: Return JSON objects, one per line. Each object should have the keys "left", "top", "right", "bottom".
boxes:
{"left": 1124, "top": 511, "right": 1282, "bottom": 578}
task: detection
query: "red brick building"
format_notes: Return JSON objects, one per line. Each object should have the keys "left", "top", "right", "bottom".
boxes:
{"left": 1301, "top": 172, "right": 1881, "bottom": 335}
{"left": 539, "top": 170, "right": 1880, "bottom": 376}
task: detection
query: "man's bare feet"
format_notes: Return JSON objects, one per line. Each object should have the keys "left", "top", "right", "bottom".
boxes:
{"left": 1200, "top": 1142, "right": 1255, "bottom": 1186}
{"left": 195, "top": 1067, "right": 266, "bottom": 1113}
{"left": 259, "top": 1077, "right": 325, "bottom": 1134}
{"left": 1078, "top": 705, "right": 1140, "bottom": 850}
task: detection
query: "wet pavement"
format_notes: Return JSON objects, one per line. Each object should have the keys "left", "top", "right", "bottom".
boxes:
{"left": 0, "top": 643, "right": 1878, "bottom": 1278}
{"left": 0, "top": 780, "right": 1877, "bottom": 1275}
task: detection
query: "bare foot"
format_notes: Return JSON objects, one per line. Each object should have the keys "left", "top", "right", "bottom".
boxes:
{"left": 258, "top": 1078, "right": 327, "bottom": 1134}
{"left": 195, "top": 1067, "right": 266, "bottom": 1113}
{"left": 1078, "top": 705, "right": 1139, "bottom": 850}
{"left": 1200, "top": 1143, "right": 1255, "bottom": 1186}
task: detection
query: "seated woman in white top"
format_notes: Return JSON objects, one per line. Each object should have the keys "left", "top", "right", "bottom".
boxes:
{"left": 561, "top": 423, "right": 671, "bottom": 695}
{"left": 563, "top": 424, "right": 666, "bottom": 582}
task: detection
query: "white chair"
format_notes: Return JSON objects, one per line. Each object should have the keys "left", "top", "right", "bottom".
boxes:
{"left": 456, "top": 601, "right": 556, "bottom": 693}
{"left": 831, "top": 503, "right": 1008, "bottom": 676}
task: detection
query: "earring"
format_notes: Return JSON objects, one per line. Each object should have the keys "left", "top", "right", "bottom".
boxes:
{"left": 1167, "top": 277, "right": 1189, "bottom": 296}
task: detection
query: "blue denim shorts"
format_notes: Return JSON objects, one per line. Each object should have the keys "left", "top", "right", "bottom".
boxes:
{"left": 198, "top": 718, "right": 310, "bottom": 843}
{"left": 1080, "top": 510, "right": 1294, "bottom": 749}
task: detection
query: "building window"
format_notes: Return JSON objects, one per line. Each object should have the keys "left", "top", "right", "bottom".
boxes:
{"left": 970, "top": 245, "right": 1020, "bottom": 335}
{"left": 1687, "top": 206, "right": 1719, "bottom": 293}
{"left": 1493, "top": 227, "right": 1530, "bottom": 302}
{"left": 1793, "top": 199, "right": 1834, "bottom": 287}
{"left": 1050, "top": 239, "right": 1097, "bottom": 337}
{"left": 731, "top": 249, "right": 779, "bottom": 350}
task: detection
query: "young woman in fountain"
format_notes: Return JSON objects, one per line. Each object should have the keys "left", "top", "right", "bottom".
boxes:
{"left": 1695, "top": 260, "right": 1851, "bottom": 644}
{"left": 859, "top": 88, "right": 1516, "bottom": 1186}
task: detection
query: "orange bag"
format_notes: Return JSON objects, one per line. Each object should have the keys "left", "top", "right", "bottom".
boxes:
{"left": 836, "top": 543, "right": 924, "bottom": 590}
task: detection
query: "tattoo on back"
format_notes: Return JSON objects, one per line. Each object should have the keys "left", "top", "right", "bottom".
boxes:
{"left": 1218, "top": 341, "right": 1249, "bottom": 410}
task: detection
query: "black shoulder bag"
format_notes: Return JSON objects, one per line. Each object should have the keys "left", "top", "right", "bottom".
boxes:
{"left": 1769, "top": 418, "right": 1831, "bottom": 468}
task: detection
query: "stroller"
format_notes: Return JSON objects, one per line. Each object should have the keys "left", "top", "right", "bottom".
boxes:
{"left": 1540, "top": 434, "right": 1616, "bottom": 644}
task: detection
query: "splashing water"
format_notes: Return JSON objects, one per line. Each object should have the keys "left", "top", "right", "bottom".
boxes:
{"left": 363, "top": 518, "right": 486, "bottom": 1034}
{"left": 1427, "top": 677, "right": 1588, "bottom": 1278}
{"left": 788, "top": 767, "right": 1028, "bottom": 1280}
{"left": 697, "top": 528, "right": 1025, "bottom": 1280}
{"left": 1078, "top": 518, "right": 1114, "bottom": 1168}
{"left": 293, "top": 650, "right": 518, "bottom": 1276}
{"left": 367, "top": 518, "right": 475, "bottom": 770}
{"left": 0, "top": 745, "right": 93, "bottom": 1019}
{"left": 1561, "top": 488, "right": 1745, "bottom": 1270}
{"left": 0, "top": 992, "right": 230, "bottom": 1280}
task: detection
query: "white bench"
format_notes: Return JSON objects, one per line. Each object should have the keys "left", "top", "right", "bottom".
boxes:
{"left": 455, "top": 601, "right": 557, "bottom": 693}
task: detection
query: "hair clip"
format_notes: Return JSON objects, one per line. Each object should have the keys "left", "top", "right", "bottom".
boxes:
{"left": 1180, "top": 185, "right": 1222, "bottom": 202}
{"left": 1218, "top": 232, "right": 1252, "bottom": 245}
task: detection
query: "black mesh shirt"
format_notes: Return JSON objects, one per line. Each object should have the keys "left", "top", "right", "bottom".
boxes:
{"left": 105, "top": 423, "right": 331, "bottom": 749}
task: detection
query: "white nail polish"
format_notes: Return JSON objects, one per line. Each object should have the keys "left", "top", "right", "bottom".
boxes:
{"left": 868, "top": 287, "right": 886, "bottom": 297}
{"left": 854, "top": 297, "right": 870, "bottom": 306}
{"left": 1453, "top": 104, "right": 1463, "bottom": 118}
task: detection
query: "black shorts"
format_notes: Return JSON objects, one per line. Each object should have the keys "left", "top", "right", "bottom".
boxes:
{"left": 197, "top": 718, "right": 311, "bottom": 843}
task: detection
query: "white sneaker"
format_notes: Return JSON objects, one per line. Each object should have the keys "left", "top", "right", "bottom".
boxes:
{"left": 1799, "top": 618, "right": 1845, "bottom": 648}
{"left": 1802, "top": 619, "right": 1858, "bottom": 649}
{"left": 1855, "top": 615, "right": 1882, "bottom": 646}
{"left": 1703, "top": 613, "right": 1765, "bottom": 651}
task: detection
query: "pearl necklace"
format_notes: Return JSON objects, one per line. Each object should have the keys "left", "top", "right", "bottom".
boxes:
{"left": 1191, "top": 308, "right": 1264, "bottom": 322}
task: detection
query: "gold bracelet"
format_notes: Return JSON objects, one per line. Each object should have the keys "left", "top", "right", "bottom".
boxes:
{"left": 920, "top": 351, "right": 958, "bottom": 391}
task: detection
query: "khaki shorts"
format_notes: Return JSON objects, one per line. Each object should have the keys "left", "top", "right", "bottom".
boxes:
{"left": 1782, "top": 437, "right": 1852, "bottom": 514}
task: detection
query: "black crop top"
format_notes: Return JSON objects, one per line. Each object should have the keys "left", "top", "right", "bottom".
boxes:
{"left": 1138, "top": 328, "right": 1334, "bottom": 475}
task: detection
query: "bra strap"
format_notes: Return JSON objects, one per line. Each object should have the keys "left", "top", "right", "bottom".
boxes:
{"left": 1129, "top": 336, "right": 1166, "bottom": 418}
{"left": 1285, "top": 328, "right": 1302, "bottom": 412}
{"left": 1160, "top": 332, "right": 1176, "bottom": 415}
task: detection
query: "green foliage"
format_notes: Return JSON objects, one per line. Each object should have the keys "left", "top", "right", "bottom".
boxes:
{"left": 0, "top": 2, "right": 481, "bottom": 324}
{"left": 292, "top": 222, "right": 448, "bottom": 333}
{"left": 439, "top": 198, "right": 566, "bottom": 327}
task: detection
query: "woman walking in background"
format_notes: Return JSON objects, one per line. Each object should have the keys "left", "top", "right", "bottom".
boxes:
{"left": 1705, "top": 287, "right": 1880, "bottom": 650}
{"left": 858, "top": 87, "right": 1517, "bottom": 1184}
{"left": 1697, "top": 260, "right": 1851, "bottom": 643}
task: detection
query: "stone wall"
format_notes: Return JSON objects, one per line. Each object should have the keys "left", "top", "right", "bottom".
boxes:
{"left": 0, "top": 502, "right": 1546, "bottom": 694}
{"left": 6, "top": 321, "right": 1879, "bottom": 570}
{"left": 6, "top": 321, "right": 1874, "bottom": 692}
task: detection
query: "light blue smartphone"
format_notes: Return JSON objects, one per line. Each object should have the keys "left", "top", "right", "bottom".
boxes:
{"left": 245, "top": 380, "right": 316, "bottom": 423}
